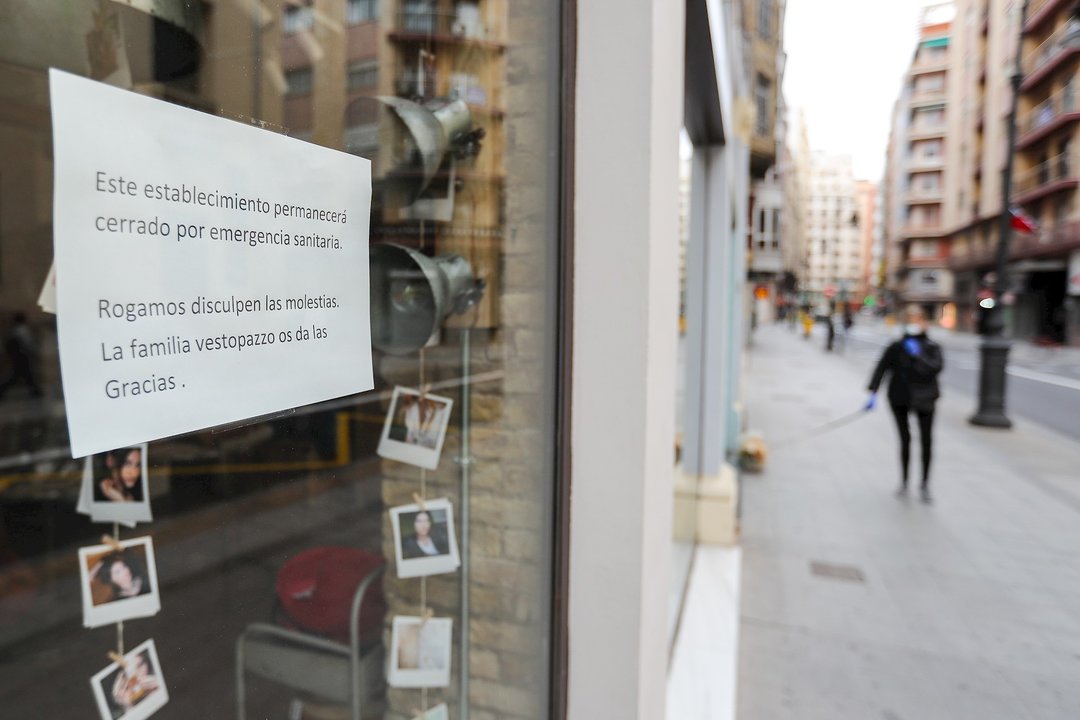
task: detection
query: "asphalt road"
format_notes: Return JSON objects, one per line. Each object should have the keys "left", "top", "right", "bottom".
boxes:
{"left": 841, "top": 326, "right": 1080, "bottom": 443}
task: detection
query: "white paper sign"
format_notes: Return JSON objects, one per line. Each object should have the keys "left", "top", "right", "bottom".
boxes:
{"left": 49, "top": 69, "right": 373, "bottom": 457}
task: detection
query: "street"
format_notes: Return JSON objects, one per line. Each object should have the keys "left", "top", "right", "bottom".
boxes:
{"left": 737, "top": 322, "right": 1080, "bottom": 720}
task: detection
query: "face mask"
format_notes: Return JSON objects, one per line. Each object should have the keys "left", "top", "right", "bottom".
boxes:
{"left": 905, "top": 324, "right": 922, "bottom": 336}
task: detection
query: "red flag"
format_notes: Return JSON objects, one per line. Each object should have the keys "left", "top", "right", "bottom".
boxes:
{"left": 1010, "top": 207, "right": 1038, "bottom": 234}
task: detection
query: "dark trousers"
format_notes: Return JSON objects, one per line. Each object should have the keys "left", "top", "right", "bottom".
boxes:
{"left": 889, "top": 404, "right": 934, "bottom": 487}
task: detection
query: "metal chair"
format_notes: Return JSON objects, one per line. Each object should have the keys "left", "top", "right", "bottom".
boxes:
{"left": 236, "top": 562, "right": 386, "bottom": 720}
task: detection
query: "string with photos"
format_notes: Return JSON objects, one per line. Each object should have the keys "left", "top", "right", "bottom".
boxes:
{"left": 417, "top": 219, "right": 429, "bottom": 713}
{"left": 104, "top": 522, "right": 126, "bottom": 659}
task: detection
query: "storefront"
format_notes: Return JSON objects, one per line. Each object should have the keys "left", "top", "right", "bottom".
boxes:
{"left": 0, "top": 0, "right": 724, "bottom": 717}
{"left": 0, "top": 1, "right": 564, "bottom": 718}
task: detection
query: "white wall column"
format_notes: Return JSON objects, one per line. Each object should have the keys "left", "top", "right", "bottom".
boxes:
{"left": 683, "top": 145, "right": 733, "bottom": 478}
{"left": 568, "top": 0, "right": 684, "bottom": 716}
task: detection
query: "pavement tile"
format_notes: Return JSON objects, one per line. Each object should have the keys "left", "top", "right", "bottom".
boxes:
{"left": 737, "top": 324, "right": 1080, "bottom": 720}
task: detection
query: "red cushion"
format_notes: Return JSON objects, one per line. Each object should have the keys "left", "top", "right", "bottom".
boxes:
{"left": 275, "top": 547, "right": 386, "bottom": 646}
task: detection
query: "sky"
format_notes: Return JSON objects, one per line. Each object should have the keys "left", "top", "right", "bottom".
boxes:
{"left": 783, "top": 0, "right": 939, "bottom": 182}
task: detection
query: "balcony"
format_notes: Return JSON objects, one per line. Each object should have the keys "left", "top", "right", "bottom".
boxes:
{"left": 950, "top": 220, "right": 1080, "bottom": 271}
{"left": 1021, "top": 20, "right": 1080, "bottom": 90}
{"left": 1025, "top": 0, "right": 1072, "bottom": 34}
{"left": 907, "top": 123, "right": 947, "bottom": 140}
{"left": 905, "top": 187, "right": 944, "bottom": 204}
{"left": 909, "top": 59, "right": 948, "bottom": 76}
{"left": 909, "top": 87, "right": 947, "bottom": 107}
{"left": 1014, "top": 150, "right": 1079, "bottom": 203}
{"left": 903, "top": 254, "right": 949, "bottom": 269}
{"left": 389, "top": 10, "right": 505, "bottom": 50}
{"left": 900, "top": 224, "right": 944, "bottom": 239}
{"left": 1018, "top": 83, "right": 1079, "bottom": 148}
{"left": 907, "top": 155, "right": 945, "bottom": 172}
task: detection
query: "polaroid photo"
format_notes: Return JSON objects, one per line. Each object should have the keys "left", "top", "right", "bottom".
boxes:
{"left": 390, "top": 498, "right": 461, "bottom": 579}
{"left": 418, "top": 704, "right": 449, "bottom": 720}
{"left": 90, "top": 638, "right": 169, "bottom": 720}
{"left": 387, "top": 615, "right": 453, "bottom": 688}
{"left": 85, "top": 445, "right": 151, "bottom": 525}
{"left": 78, "top": 465, "right": 137, "bottom": 528}
{"left": 38, "top": 262, "right": 57, "bottom": 314}
{"left": 377, "top": 387, "right": 453, "bottom": 470}
{"left": 79, "top": 536, "right": 161, "bottom": 628}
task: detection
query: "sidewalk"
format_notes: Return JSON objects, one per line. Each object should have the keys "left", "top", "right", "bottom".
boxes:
{"left": 736, "top": 323, "right": 1080, "bottom": 720}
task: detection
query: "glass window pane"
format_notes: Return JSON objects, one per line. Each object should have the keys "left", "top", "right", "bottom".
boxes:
{"left": 0, "top": 1, "right": 561, "bottom": 718}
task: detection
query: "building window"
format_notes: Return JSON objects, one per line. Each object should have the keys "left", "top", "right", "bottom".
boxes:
{"left": 402, "top": 0, "right": 436, "bottom": 32}
{"left": 755, "top": 74, "right": 770, "bottom": 137}
{"left": 283, "top": 2, "right": 314, "bottom": 34}
{"left": 285, "top": 68, "right": 313, "bottom": 96}
{"left": 911, "top": 240, "right": 938, "bottom": 258}
{"left": 347, "top": 0, "right": 378, "bottom": 23}
{"left": 347, "top": 60, "right": 379, "bottom": 90}
{"left": 758, "top": 0, "right": 773, "bottom": 40}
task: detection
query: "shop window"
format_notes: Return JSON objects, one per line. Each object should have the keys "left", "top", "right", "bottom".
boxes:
{"left": 0, "top": 2, "right": 561, "bottom": 719}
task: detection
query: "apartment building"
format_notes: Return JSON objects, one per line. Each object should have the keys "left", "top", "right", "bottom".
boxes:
{"left": 883, "top": 4, "right": 958, "bottom": 323}
{"left": 804, "top": 152, "right": 862, "bottom": 306}
{"left": 914, "top": 0, "right": 1080, "bottom": 344}
{"left": 950, "top": 0, "right": 1080, "bottom": 342}
{"left": 855, "top": 180, "right": 878, "bottom": 302}
{"left": 1011, "top": 0, "right": 1080, "bottom": 343}
{"left": 746, "top": 0, "right": 792, "bottom": 317}
{"left": 945, "top": 0, "right": 1018, "bottom": 333}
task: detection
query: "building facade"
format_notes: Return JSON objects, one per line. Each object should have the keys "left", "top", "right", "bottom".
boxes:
{"left": 855, "top": 179, "right": 879, "bottom": 303}
{"left": 949, "top": 0, "right": 1080, "bottom": 343}
{"left": 883, "top": 4, "right": 958, "bottom": 323}
{"left": 804, "top": 152, "right": 862, "bottom": 307}
{"left": 745, "top": 0, "right": 791, "bottom": 319}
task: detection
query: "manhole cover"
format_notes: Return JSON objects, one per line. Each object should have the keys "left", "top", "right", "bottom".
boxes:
{"left": 810, "top": 561, "right": 865, "bottom": 583}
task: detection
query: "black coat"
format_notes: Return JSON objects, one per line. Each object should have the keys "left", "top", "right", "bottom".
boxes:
{"left": 868, "top": 333, "right": 944, "bottom": 410}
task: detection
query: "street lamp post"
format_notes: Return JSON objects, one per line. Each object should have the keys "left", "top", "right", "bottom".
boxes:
{"left": 970, "top": 0, "right": 1029, "bottom": 429}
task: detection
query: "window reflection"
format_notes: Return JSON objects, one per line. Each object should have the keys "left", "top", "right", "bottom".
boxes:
{"left": 0, "top": 0, "right": 556, "bottom": 718}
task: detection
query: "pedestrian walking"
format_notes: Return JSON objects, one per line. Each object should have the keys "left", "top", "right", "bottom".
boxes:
{"left": 864, "top": 306, "right": 944, "bottom": 502}
{"left": 0, "top": 312, "right": 43, "bottom": 400}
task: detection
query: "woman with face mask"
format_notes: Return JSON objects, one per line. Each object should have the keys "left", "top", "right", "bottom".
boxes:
{"left": 865, "top": 306, "right": 945, "bottom": 502}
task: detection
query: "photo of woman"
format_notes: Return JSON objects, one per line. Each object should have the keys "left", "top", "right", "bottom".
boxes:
{"left": 390, "top": 498, "right": 461, "bottom": 578}
{"left": 400, "top": 509, "right": 449, "bottom": 559}
{"left": 90, "top": 639, "right": 169, "bottom": 720}
{"left": 78, "top": 537, "right": 161, "bottom": 628}
{"left": 92, "top": 447, "right": 145, "bottom": 504}
{"left": 84, "top": 444, "right": 151, "bottom": 526}
{"left": 87, "top": 549, "right": 150, "bottom": 606}
{"left": 378, "top": 387, "right": 454, "bottom": 470}
{"left": 102, "top": 650, "right": 160, "bottom": 718}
